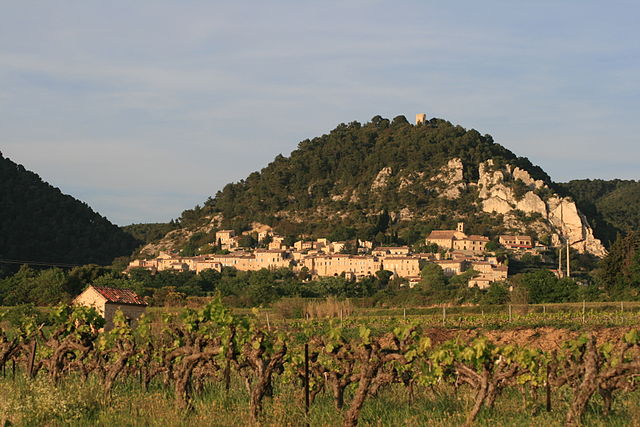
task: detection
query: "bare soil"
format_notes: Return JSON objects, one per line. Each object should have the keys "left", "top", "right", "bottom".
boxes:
{"left": 422, "top": 326, "right": 633, "bottom": 351}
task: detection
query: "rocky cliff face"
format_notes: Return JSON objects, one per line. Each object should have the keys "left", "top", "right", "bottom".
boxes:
{"left": 439, "top": 158, "right": 606, "bottom": 256}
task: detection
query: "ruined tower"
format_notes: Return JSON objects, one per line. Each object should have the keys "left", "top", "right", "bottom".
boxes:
{"left": 415, "top": 113, "right": 426, "bottom": 125}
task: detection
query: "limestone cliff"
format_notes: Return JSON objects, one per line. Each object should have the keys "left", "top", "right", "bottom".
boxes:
{"left": 475, "top": 159, "right": 606, "bottom": 257}
{"left": 431, "top": 158, "right": 467, "bottom": 199}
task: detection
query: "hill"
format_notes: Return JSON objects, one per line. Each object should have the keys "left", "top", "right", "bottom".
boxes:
{"left": 0, "top": 152, "right": 140, "bottom": 271}
{"left": 142, "top": 115, "right": 608, "bottom": 257}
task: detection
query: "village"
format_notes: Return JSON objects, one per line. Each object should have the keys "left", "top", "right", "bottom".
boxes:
{"left": 127, "top": 223, "right": 543, "bottom": 290}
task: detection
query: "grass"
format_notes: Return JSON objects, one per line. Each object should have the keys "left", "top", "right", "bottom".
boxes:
{"left": 2, "top": 367, "right": 640, "bottom": 426}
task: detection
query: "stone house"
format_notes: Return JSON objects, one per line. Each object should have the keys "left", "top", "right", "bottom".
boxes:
{"left": 305, "top": 254, "right": 382, "bottom": 278}
{"left": 453, "top": 235, "right": 489, "bottom": 253}
{"left": 468, "top": 264, "right": 508, "bottom": 289}
{"left": 426, "top": 223, "right": 468, "bottom": 249}
{"left": 426, "top": 223, "right": 489, "bottom": 254}
{"left": 499, "top": 235, "right": 533, "bottom": 250}
{"left": 294, "top": 240, "right": 315, "bottom": 251}
{"left": 195, "top": 260, "right": 223, "bottom": 274}
{"left": 215, "top": 230, "right": 239, "bottom": 251}
{"left": 73, "top": 285, "right": 147, "bottom": 330}
{"left": 328, "top": 241, "right": 347, "bottom": 253}
{"left": 373, "top": 246, "right": 411, "bottom": 257}
{"left": 433, "top": 259, "right": 467, "bottom": 276}
{"left": 268, "top": 235, "right": 287, "bottom": 250}
{"left": 382, "top": 256, "right": 421, "bottom": 278}
{"left": 254, "top": 249, "right": 292, "bottom": 269}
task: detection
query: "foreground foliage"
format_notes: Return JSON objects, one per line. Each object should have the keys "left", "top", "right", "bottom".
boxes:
{"left": 1, "top": 301, "right": 640, "bottom": 426}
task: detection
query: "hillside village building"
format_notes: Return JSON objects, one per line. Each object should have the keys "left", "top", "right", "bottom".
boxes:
{"left": 499, "top": 235, "right": 533, "bottom": 250}
{"left": 127, "top": 226, "right": 511, "bottom": 288}
{"left": 426, "top": 223, "right": 489, "bottom": 254}
{"left": 73, "top": 285, "right": 147, "bottom": 330}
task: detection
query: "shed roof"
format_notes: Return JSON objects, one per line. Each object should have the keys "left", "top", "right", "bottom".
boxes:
{"left": 92, "top": 286, "right": 147, "bottom": 306}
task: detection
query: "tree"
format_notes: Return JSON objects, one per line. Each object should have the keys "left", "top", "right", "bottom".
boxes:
{"left": 375, "top": 270, "right": 393, "bottom": 288}
{"left": 480, "top": 282, "right": 510, "bottom": 305}
{"left": 238, "top": 234, "right": 258, "bottom": 249}
{"left": 513, "top": 270, "right": 577, "bottom": 303}
{"left": 419, "top": 263, "right": 448, "bottom": 300}
{"left": 485, "top": 241, "right": 500, "bottom": 252}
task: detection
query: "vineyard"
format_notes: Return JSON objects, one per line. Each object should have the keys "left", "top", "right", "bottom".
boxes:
{"left": 1, "top": 300, "right": 640, "bottom": 426}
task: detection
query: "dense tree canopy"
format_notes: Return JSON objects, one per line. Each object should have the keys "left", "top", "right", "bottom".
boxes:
{"left": 176, "top": 116, "right": 550, "bottom": 242}
{"left": 0, "top": 152, "right": 140, "bottom": 271}
{"left": 598, "top": 231, "right": 640, "bottom": 298}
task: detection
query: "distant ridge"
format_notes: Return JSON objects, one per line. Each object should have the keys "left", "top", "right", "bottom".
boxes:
{"left": 0, "top": 152, "right": 139, "bottom": 269}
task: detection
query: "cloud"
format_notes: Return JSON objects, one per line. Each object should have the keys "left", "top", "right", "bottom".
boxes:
{"left": 1, "top": 1, "right": 639, "bottom": 224}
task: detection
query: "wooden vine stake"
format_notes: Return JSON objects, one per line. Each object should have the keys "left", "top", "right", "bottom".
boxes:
{"left": 28, "top": 339, "right": 37, "bottom": 378}
{"left": 545, "top": 364, "right": 552, "bottom": 412}
{"left": 304, "top": 343, "right": 310, "bottom": 427}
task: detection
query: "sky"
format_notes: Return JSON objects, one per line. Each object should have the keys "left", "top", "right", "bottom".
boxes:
{"left": 1, "top": 1, "right": 639, "bottom": 225}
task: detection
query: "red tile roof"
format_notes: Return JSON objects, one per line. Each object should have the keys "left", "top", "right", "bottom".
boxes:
{"left": 427, "top": 230, "right": 457, "bottom": 239}
{"left": 465, "top": 235, "right": 490, "bottom": 241}
{"left": 92, "top": 286, "right": 147, "bottom": 306}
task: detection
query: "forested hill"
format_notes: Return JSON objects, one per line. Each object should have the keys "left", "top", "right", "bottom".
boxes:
{"left": 558, "top": 179, "right": 640, "bottom": 246}
{"left": 177, "top": 116, "right": 554, "bottom": 242}
{"left": 0, "top": 152, "right": 139, "bottom": 269}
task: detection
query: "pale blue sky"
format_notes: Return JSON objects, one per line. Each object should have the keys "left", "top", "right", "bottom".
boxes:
{"left": 1, "top": 1, "right": 638, "bottom": 225}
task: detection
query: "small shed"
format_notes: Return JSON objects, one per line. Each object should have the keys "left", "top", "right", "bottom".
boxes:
{"left": 73, "top": 285, "right": 147, "bottom": 330}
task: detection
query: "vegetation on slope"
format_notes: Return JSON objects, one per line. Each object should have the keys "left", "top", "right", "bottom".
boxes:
{"left": 121, "top": 221, "right": 180, "bottom": 244}
{"left": 177, "top": 116, "right": 550, "bottom": 242}
{"left": 0, "top": 152, "right": 140, "bottom": 273}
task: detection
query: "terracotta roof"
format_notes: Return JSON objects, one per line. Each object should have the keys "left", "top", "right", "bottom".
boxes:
{"left": 427, "top": 230, "right": 457, "bottom": 239}
{"left": 465, "top": 235, "right": 490, "bottom": 241}
{"left": 92, "top": 286, "right": 147, "bottom": 306}
{"left": 434, "top": 260, "right": 462, "bottom": 265}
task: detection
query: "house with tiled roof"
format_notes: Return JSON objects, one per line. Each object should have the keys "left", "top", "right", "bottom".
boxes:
{"left": 425, "top": 223, "right": 489, "bottom": 254}
{"left": 73, "top": 285, "right": 147, "bottom": 330}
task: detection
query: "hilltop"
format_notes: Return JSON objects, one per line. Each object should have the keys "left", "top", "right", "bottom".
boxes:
{"left": 139, "top": 115, "right": 618, "bottom": 258}
{"left": 0, "top": 152, "right": 140, "bottom": 271}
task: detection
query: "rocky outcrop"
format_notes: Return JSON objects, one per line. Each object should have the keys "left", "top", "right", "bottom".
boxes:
{"left": 432, "top": 158, "right": 466, "bottom": 199}
{"left": 139, "top": 215, "right": 222, "bottom": 257}
{"left": 512, "top": 167, "right": 545, "bottom": 189}
{"left": 546, "top": 197, "right": 606, "bottom": 257}
{"left": 477, "top": 160, "right": 606, "bottom": 257}
{"left": 482, "top": 197, "right": 513, "bottom": 215}
{"left": 371, "top": 167, "right": 392, "bottom": 191}
{"left": 516, "top": 191, "right": 547, "bottom": 216}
